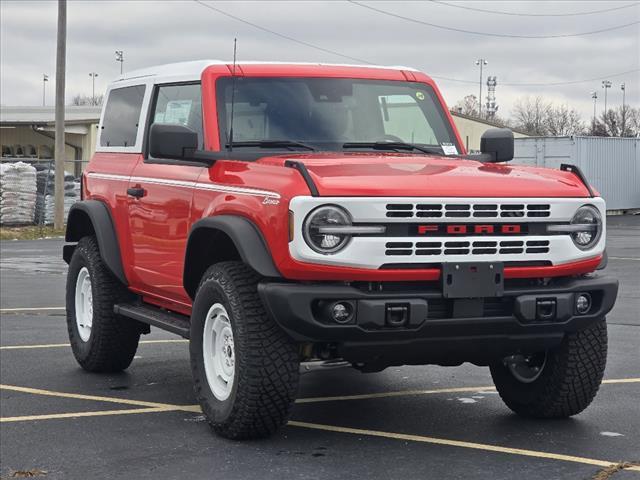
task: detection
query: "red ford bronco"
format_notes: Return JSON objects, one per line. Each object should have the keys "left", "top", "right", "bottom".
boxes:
{"left": 64, "top": 60, "right": 618, "bottom": 439}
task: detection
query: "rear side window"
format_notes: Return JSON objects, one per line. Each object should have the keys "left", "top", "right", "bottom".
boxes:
{"left": 100, "top": 85, "right": 146, "bottom": 147}
{"left": 151, "top": 83, "right": 203, "bottom": 148}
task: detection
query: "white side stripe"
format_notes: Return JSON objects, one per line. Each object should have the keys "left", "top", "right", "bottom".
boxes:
{"left": 87, "top": 172, "right": 280, "bottom": 198}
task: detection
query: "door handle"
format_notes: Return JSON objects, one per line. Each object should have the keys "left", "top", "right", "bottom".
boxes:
{"left": 127, "top": 186, "right": 146, "bottom": 198}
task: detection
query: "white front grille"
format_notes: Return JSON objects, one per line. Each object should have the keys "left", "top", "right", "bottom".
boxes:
{"left": 288, "top": 196, "right": 606, "bottom": 270}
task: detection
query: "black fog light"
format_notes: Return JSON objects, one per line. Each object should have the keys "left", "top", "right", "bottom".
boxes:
{"left": 330, "top": 302, "right": 354, "bottom": 324}
{"left": 575, "top": 293, "right": 592, "bottom": 315}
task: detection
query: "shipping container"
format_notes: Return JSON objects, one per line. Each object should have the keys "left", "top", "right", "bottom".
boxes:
{"left": 513, "top": 136, "right": 639, "bottom": 211}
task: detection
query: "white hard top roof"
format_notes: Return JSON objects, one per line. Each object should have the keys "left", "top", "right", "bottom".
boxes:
{"left": 115, "top": 60, "right": 419, "bottom": 83}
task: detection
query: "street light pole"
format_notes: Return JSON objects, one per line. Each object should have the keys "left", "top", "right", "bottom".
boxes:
{"left": 475, "top": 59, "right": 488, "bottom": 118}
{"left": 42, "top": 74, "right": 48, "bottom": 106}
{"left": 115, "top": 50, "right": 124, "bottom": 74}
{"left": 601, "top": 80, "right": 612, "bottom": 114}
{"left": 89, "top": 72, "right": 98, "bottom": 104}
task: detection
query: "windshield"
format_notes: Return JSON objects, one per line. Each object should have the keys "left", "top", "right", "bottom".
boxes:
{"left": 216, "top": 77, "right": 460, "bottom": 154}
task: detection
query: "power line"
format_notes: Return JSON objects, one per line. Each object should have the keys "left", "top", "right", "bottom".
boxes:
{"left": 499, "top": 69, "right": 639, "bottom": 87}
{"left": 191, "top": 1, "right": 639, "bottom": 88}
{"left": 348, "top": 1, "right": 640, "bottom": 39}
{"left": 192, "top": 0, "right": 371, "bottom": 64}
{"left": 430, "top": 0, "right": 640, "bottom": 17}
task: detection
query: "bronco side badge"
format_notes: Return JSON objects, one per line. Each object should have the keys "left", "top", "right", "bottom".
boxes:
{"left": 263, "top": 197, "right": 280, "bottom": 205}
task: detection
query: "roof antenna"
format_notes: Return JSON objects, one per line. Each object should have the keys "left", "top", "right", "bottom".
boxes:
{"left": 228, "top": 38, "right": 237, "bottom": 152}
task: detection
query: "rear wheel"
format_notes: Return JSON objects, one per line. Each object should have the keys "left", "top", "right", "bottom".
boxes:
{"left": 66, "top": 236, "right": 140, "bottom": 372}
{"left": 190, "top": 261, "right": 299, "bottom": 440}
{"left": 490, "top": 319, "right": 607, "bottom": 418}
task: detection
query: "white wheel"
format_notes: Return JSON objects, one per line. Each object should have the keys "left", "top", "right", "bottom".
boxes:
{"left": 74, "top": 267, "right": 93, "bottom": 342}
{"left": 203, "top": 303, "right": 235, "bottom": 401}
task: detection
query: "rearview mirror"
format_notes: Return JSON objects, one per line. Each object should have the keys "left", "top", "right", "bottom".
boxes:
{"left": 149, "top": 123, "right": 198, "bottom": 160}
{"left": 480, "top": 128, "right": 514, "bottom": 162}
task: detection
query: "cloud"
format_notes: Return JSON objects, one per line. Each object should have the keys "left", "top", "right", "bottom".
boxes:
{"left": 1, "top": 0, "right": 638, "bottom": 121}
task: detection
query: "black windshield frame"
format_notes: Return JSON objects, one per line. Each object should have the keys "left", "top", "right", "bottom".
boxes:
{"left": 215, "top": 77, "right": 461, "bottom": 154}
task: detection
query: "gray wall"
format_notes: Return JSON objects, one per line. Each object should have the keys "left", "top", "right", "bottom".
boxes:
{"left": 513, "top": 136, "right": 640, "bottom": 211}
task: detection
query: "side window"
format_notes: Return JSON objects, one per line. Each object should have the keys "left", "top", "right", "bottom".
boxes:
{"left": 100, "top": 85, "right": 146, "bottom": 147}
{"left": 378, "top": 94, "right": 438, "bottom": 145}
{"left": 151, "top": 83, "right": 203, "bottom": 148}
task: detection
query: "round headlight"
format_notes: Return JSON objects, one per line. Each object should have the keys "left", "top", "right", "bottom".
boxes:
{"left": 303, "top": 205, "right": 352, "bottom": 254}
{"left": 570, "top": 205, "right": 602, "bottom": 250}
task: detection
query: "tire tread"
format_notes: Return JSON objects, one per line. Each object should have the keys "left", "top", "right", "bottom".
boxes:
{"left": 191, "top": 261, "right": 299, "bottom": 439}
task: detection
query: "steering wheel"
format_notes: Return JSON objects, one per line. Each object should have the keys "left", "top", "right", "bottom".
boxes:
{"left": 378, "top": 134, "right": 404, "bottom": 143}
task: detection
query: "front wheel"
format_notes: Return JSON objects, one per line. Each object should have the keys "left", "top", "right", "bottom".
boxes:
{"left": 490, "top": 319, "right": 607, "bottom": 418}
{"left": 66, "top": 236, "right": 140, "bottom": 372}
{"left": 190, "top": 262, "right": 300, "bottom": 440}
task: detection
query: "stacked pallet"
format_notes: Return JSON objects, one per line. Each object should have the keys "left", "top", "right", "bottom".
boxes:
{"left": 0, "top": 162, "right": 37, "bottom": 225}
{"left": 34, "top": 166, "right": 78, "bottom": 224}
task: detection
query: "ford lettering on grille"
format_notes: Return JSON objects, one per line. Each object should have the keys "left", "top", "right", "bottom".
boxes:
{"left": 415, "top": 224, "right": 524, "bottom": 235}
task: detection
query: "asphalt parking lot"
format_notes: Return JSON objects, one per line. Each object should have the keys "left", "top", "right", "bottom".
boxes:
{"left": 1, "top": 216, "right": 639, "bottom": 480}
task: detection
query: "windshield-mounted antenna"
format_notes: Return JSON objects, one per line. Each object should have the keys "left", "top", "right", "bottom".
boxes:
{"left": 228, "top": 38, "right": 237, "bottom": 152}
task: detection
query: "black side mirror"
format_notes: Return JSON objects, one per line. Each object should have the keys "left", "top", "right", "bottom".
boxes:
{"left": 149, "top": 123, "right": 198, "bottom": 160}
{"left": 480, "top": 128, "right": 514, "bottom": 162}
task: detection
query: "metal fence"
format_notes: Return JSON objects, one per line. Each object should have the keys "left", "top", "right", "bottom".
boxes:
{"left": 513, "top": 136, "right": 640, "bottom": 211}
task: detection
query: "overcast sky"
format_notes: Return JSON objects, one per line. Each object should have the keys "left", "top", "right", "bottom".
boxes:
{"left": 1, "top": 0, "right": 638, "bottom": 122}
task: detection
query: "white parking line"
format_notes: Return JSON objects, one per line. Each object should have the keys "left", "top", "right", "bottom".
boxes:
{"left": 0, "top": 339, "right": 188, "bottom": 350}
{"left": 287, "top": 421, "right": 640, "bottom": 472}
{"left": 0, "top": 307, "right": 66, "bottom": 313}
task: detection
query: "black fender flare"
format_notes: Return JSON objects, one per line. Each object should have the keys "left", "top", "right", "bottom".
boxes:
{"left": 64, "top": 200, "right": 128, "bottom": 285}
{"left": 183, "top": 215, "right": 281, "bottom": 299}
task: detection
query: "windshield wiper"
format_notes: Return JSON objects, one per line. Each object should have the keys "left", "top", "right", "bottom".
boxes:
{"left": 226, "top": 140, "right": 316, "bottom": 151}
{"left": 342, "top": 141, "right": 443, "bottom": 155}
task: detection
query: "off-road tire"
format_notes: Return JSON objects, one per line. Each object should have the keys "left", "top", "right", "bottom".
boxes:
{"left": 190, "top": 261, "right": 300, "bottom": 440}
{"left": 490, "top": 319, "right": 607, "bottom": 418}
{"left": 66, "top": 236, "right": 140, "bottom": 372}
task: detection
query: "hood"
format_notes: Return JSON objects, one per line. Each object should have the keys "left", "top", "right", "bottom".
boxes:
{"left": 259, "top": 152, "right": 591, "bottom": 198}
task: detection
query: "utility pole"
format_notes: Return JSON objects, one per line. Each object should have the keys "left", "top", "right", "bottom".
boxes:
{"left": 54, "top": 0, "right": 66, "bottom": 229}
{"left": 42, "top": 74, "right": 48, "bottom": 106}
{"left": 601, "top": 80, "right": 612, "bottom": 114}
{"left": 115, "top": 50, "right": 124, "bottom": 74}
{"left": 621, "top": 83, "right": 626, "bottom": 135}
{"left": 475, "top": 59, "right": 488, "bottom": 118}
{"left": 89, "top": 72, "right": 98, "bottom": 105}
{"left": 591, "top": 91, "right": 598, "bottom": 126}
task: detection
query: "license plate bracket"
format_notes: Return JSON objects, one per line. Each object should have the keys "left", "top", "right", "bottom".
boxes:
{"left": 441, "top": 262, "right": 504, "bottom": 299}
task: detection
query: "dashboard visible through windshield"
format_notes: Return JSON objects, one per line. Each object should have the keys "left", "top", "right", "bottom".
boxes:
{"left": 216, "top": 77, "right": 461, "bottom": 154}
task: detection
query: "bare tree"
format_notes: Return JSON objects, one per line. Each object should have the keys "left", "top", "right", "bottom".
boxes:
{"left": 454, "top": 95, "right": 479, "bottom": 117}
{"left": 617, "top": 105, "right": 639, "bottom": 137}
{"left": 70, "top": 93, "right": 103, "bottom": 106}
{"left": 511, "top": 96, "right": 550, "bottom": 136}
{"left": 628, "top": 107, "right": 640, "bottom": 137}
{"left": 544, "top": 104, "right": 584, "bottom": 136}
{"left": 591, "top": 107, "right": 640, "bottom": 137}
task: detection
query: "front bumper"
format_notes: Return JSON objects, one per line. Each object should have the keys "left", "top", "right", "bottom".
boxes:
{"left": 258, "top": 274, "right": 618, "bottom": 366}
